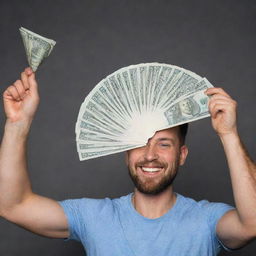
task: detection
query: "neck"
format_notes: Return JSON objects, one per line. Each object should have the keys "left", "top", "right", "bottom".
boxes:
{"left": 132, "top": 186, "right": 176, "bottom": 219}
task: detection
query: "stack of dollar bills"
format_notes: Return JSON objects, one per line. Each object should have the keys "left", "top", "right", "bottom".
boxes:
{"left": 76, "top": 63, "right": 213, "bottom": 160}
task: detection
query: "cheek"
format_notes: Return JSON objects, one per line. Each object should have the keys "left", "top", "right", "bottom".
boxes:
{"left": 127, "top": 154, "right": 138, "bottom": 169}
{"left": 127, "top": 149, "right": 144, "bottom": 163}
{"left": 163, "top": 151, "right": 181, "bottom": 165}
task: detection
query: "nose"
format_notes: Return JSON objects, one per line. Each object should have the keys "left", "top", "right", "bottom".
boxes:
{"left": 143, "top": 144, "right": 158, "bottom": 162}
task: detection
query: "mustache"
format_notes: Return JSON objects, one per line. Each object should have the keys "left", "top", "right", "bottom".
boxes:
{"left": 135, "top": 160, "right": 167, "bottom": 168}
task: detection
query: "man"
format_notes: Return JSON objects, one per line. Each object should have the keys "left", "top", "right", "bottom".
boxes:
{"left": 0, "top": 67, "right": 256, "bottom": 255}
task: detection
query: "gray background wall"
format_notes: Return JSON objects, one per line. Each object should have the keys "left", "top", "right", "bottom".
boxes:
{"left": 0, "top": 0, "right": 255, "bottom": 255}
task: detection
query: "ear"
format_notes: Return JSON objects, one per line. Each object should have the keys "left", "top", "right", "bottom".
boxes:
{"left": 179, "top": 145, "right": 188, "bottom": 166}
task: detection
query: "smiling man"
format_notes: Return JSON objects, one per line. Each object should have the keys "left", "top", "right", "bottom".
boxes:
{"left": 0, "top": 68, "right": 256, "bottom": 256}
{"left": 128, "top": 128, "right": 187, "bottom": 193}
{"left": 126, "top": 127, "right": 188, "bottom": 217}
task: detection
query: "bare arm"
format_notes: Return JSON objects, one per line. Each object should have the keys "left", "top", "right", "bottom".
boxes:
{"left": 0, "top": 68, "right": 69, "bottom": 238}
{"left": 206, "top": 87, "right": 256, "bottom": 249}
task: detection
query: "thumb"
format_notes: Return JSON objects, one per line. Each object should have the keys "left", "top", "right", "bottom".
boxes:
{"left": 27, "top": 71, "right": 39, "bottom": 97}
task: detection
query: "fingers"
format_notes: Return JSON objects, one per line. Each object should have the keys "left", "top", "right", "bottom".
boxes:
{"left": 208, "top": 92, "right": 237, "bottom": 109}
{"left": 4, "top": 84, "right": 20, "bottom": 101}
{"left": 26, "top": 68, "right": 39, "bottom": 97}
{"left": 3, "top": 67, "right": 38, "bottom": 101}
{"left": 208, "top": 94, "right": 236, "bottom": 107}
{"left": 21, "top": 71, "right": 29, "bottom": 90}
{"left": 205, "top": 87, "right": 230, "bottom": 97}
{"left": 14, "top": 80, "right": 27, "bottom": 99}
{"left": 205, "top": 87, "right": 231, "bottom": 98}
{"left": 209, "top": 94, "right": 230, "bottom": 101}
{"left": 25, "top": 67, "right": 33, "bottom": 76}
{"left": 209, "top": 99, "right": 237, "bottom": 112}
{"left": 205, "top": 87, "right": 237, "bottom": 109}
{"left": 20, "top": 67, "right": 37, "bottom": 91}
{"left": 209, "top": 102, "right": 232, "bottom": 119}
{"left": 207, "top": 89, "right": 237, "bottom": 119}
{"left": 4, "top": 80, "right": 25, "bottom": 101}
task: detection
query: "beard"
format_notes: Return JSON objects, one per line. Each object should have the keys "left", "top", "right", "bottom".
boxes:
{"left": 128, "top": 158, "right": 180, "bottom": 195}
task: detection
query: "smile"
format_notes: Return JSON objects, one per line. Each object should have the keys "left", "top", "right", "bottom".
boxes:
{"left": 138, "top": 166, "right": 165, "bottom": 176}
{"left": 141, "top": 167, "right": 162, "bottom": 172}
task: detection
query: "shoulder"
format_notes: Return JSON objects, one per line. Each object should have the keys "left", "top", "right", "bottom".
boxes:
{"left": 57, "top": 194, "right": 132, "bottom": 241}
{"left": 59, "top": 193, "right": 131, "bottom": 216}
{"left": 177, "top": 193, "right": 234, "bottom": 224}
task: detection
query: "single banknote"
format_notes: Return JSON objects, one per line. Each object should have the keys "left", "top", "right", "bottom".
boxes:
{"left": 19, "top": 27, "right": 56, "bottom": 71}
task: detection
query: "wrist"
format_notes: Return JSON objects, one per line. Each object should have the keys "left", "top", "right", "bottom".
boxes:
{"left": 4, "top": 118, "right": 33, "bottom": 138}
{"left": 219, "top": 129, "right": 240, "bottom": 145}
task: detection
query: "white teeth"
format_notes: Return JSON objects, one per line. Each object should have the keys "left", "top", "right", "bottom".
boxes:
{"left": 142, "top": 167, "right": 161, "bottom": 172}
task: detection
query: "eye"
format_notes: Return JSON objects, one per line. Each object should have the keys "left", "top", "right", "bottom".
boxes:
{"left": 159, "top": 143, "right": 171, "bottom": 147}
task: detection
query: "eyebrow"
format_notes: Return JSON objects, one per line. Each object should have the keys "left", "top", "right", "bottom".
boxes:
{"left": 157, "top": 138, "right": 175, "bottom": 143}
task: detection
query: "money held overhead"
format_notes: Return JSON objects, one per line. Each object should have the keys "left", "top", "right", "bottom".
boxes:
{"left": 19, "top": 27, "right": 56, "bottom": 71}
{"left": 76, "top": 63, "right": 214, "bottom": 161}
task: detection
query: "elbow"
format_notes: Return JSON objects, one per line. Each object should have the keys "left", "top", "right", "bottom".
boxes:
{"left": 0, "top": 192, "right": 34, "bottom": 220}
{"left": 242, "top": 222, "right": 256, "bottom": 240}
{"left": 0, "top": 205, "right": 16, "bottom": 220}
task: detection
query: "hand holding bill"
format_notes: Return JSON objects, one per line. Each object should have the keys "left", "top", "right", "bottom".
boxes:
{"left": 3, "top": 67, "right": 40, "bottom": 124}
{"left": 205, "top": 87, "right": 238, "bottom": 137}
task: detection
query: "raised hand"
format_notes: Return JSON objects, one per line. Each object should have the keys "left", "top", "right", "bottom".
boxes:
{"left": 3, "top": 67, "right": 40, "bottom": 123}
{"left": 205, "top": 87, "right": 237, "bottom": 137}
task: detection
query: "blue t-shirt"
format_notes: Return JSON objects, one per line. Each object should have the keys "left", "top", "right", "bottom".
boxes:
{"left": 59, "top": 193, "right": 235, "bottom": 256}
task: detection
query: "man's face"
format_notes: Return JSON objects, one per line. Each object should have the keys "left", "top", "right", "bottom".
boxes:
{"left": 179, "top": 99, "right": 193, "bottom": 115}
{"left": 126, "top": 127, "right": 188, "bottom": 195}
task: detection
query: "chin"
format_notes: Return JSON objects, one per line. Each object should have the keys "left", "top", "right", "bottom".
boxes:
{"left": 133, "top": 174, "right": 177, "bottom": 195}
{"left": 136, "top": 182, "right": 173, "bottom": 195}
{"left": 128, "top": 165, "right": 179, "bottom": 195}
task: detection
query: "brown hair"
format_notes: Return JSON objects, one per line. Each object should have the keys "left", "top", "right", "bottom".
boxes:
{"left": 178, "top": 123, "right": 188, "bottom": 145}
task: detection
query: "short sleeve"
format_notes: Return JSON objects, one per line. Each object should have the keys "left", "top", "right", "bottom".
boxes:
{"left": 199, "top": 200, "right": 236, "bottom": 252}
{"left": 58, "top": 197, "right": 112, "bottom": 243}
{"left": 58, "top": 198, "right": 86, "bottom": 242}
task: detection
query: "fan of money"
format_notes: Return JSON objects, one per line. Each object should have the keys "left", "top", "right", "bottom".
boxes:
{"left": 76, "top": 63, "right": 213, "bottom": 160}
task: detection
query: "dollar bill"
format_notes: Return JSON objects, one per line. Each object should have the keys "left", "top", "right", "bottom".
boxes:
{"left": 164, "top": 89, "right": 210, "bottom": 127}
{"left": 78, "top": 143, "right": 145, "bottom": 160}
{"left": 19, "top": 27, "right": 56, "bottom": 71}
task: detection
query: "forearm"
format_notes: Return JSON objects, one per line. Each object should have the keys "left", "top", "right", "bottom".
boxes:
{"left": 221, "top": 132, "right": 256, "bottom": 227}
{"left": 0, "top": 119, "right": 34, "bottom": 215}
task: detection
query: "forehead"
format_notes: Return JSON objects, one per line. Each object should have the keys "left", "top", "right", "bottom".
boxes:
{"left": 149, "top": 127, "right": 180, "bottom": 141}
{"left": 180, "top": 99, "right": 190, "bottom": 104}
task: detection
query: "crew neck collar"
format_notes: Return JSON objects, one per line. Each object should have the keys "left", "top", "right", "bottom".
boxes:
{"left": 127, "top": 192, "right": 181, "bottom": 222}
